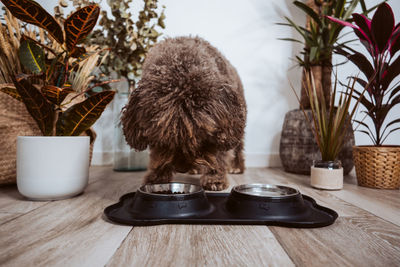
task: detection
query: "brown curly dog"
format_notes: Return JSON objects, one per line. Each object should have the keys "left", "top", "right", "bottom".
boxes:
{"left": 121, "top": 36, "right": 247, "bottom": 191}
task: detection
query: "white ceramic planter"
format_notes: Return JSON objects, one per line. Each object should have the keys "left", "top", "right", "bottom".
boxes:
{"left": 310, "top": 167, "right": 343, "bottom": 190}
{"left": 310, "top": 160, "right": 343, "bottom": 190}
{"left": 17, "top": 136, "right": 90, "bottom": 200}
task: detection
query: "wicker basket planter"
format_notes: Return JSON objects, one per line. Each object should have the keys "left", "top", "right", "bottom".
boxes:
{"left": 0, "top": 94, "right": 41, "bottom": 185}
{"left": 353, "top": 146, "right": 400, "bottom": 189}
{"left": 0, "top": 94, "right": 95, "bottom": 185}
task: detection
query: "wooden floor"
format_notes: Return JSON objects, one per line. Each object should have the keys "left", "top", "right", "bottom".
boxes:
{"left": 0, "top": 167, "right": 399, "bottom": 266}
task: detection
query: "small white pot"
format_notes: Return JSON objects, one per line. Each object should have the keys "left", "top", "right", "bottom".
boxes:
{"left": 17, "top": 136, "right": 90, "bottom": 200}
{"left": 310, "top": 160, "right": 343, "bottom": 190}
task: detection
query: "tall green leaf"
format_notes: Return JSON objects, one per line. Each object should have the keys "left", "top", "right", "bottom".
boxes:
{"left": 64, "top": 5, "right": 100, "bottom": 52}
{"left": 19, "top": 39, "right": 46, "bottom": 74}
{"left": 284, "top": 16, "right": 311, "bottom": 44}
{"left": 56, "top": 91, "right": 115, "bottom": 136}
{"left": 13, "top": 77, "right": 54, "bottom": 136}
{"left": 334, "top": 0, "right": 347, "bottom": 17}
{"left": 0, "top": 0, "right": 64, "bottom": 44}
{"left": 300, "top": 72, "right": 364, "bottom": 161}
{"left": 293, "top": 1, "right": 322, "bottom": 26}
{"left": 343, "top": 0, "right": 360, "bottom": 20}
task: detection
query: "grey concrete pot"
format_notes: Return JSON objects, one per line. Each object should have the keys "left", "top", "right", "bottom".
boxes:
{"left": 279, "top": 109, "right": 355, "bottom": 175}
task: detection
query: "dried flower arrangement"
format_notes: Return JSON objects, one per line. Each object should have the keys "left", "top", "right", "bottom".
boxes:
{"left": 0, "top": 9, "right": 31, "bottom": 84}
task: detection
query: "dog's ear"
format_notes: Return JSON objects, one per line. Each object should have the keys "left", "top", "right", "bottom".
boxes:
{"left": 213, "top": 85, "right": 246, "bottom": 151}
{"left": 121, "top": 88, "right": 149, "bottom": 151}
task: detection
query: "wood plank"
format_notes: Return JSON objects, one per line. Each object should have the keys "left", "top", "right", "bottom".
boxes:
{"left": 270, "top": 215, "right": 400, "bottom": 266}
{"left": 0, "top": 212, "right": 24, "bottom": 225}
{"left": 262, "top": 168, "right": 400, "bottom": 226}
{"left": 0, "top": 184, "right": 47, "bottom": 214}
{"left": 328, "top": 178, "right": 400, "bottom": 227}
{"left": 106, "top": 225, "right": 294, "bottom": 267}
{"left": 0, "top": 169, "right": 138, "bottom": 267}
{"left": 0, "top": 166, "right": 113, "bottom": 225}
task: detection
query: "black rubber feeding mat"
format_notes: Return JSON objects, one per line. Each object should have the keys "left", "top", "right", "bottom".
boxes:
{"left": 104, "top": 183, "right": 338, "bottom": 228}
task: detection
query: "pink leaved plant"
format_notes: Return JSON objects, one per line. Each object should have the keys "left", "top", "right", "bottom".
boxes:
{"left": 327, "top": 3, "right": 400, "bottom": 145}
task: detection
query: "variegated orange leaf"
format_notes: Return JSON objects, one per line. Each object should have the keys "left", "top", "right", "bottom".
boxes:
{"left": 70, "top": 46, "right": 86, "bottom": 58}
{"left": 0, "top": 84, "right": 22, "bottom": 102}
{"left": 64, "top": 5, "right": 100, "bottom": 52}
{"left": 56, "top": 90, "right": 115, "bottom": 136}
{"left": 0, "top": 0, "right": 64, "bottom": 44}
{"left": 13, "top": 77, "right": 54, "bottom": 136}
{"left": 41, "top": 85, "right": 74, "bottom": 106}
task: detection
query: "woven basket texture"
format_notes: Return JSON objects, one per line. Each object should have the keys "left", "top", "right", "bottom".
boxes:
{"left": 0, "top": 93, "right": 41, "bottom": 185}
{"left": 353, "top": 146, "right": 400, "bottom": 189}
{"left": 0, "top": 93, "right": 95, "bottom": 185}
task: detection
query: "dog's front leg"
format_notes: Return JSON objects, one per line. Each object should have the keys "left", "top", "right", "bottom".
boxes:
{"left": 200, "top": 152, "right": 228, "bottom": 191}
{"left": 144, "top": 150, "right": 174, "bottom": 184}
{"left": 228, "top": 140, "right": 245, "bottom": 174}
{"left": 144, "top": 167, "right": 173, "bottom": 184}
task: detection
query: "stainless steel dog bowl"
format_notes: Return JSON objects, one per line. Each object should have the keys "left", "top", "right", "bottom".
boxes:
{"left": 138, "top": 183, "right": 203, "bottom": 195}
{"left": 232, "top": 184, "right": 299, "bottom": 197}
{"left": 226, "top": 184, "right": 309, "bottom": 219}
{"left": 130, "top": 183, "right": 213, "bottom": 218}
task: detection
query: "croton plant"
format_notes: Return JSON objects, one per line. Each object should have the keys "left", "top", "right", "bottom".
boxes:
{"left": 328, "top": 3, "right": 400, "bottom": 145}
{"left": 0, "top": 0, "right": 115, "bottom": 137}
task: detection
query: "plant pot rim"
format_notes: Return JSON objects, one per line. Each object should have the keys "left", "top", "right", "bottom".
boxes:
{"left": 353, "top": 145, "right": 400, "bottom": 149}
{"left": 18, "top": 136, "right": 90, "bottom": 139}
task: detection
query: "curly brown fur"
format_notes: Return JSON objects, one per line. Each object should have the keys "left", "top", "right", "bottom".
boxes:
{"left": 121, "top": 36, "right": 247, "bottom": 191}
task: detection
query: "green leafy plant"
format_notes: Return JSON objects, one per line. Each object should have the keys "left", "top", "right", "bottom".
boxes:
{"left": 279, "top": 0, "right": 383, "bottom": 108}
{"left": 59, "top": 0, "right": 166, "bottom": 89}
{"left": 328, "top": 3, "right": 400, "bottom": 145}
{"left": 0, "top": 0, "right": 115, "bottom": 136}
{"left": 293, "top": 71, "right": 367, "bottom": 161}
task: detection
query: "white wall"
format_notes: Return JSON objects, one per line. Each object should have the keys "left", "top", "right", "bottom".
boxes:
{"left": 2, "top": 0, "right": 399, "bottom": 167}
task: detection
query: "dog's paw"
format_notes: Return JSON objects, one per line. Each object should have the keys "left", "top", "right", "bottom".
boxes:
{"left": 228, "top": 167, "right": 244, "bottom": 174}
{"left": 144, "top": 172, "right": 170, "bottom": 184}
{"left": 200, "top": 175, "right": 228, "bottom": 191}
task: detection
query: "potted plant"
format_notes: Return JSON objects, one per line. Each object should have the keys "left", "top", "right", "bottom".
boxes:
{"left": 328, "top": 3, "right": 400, "bottom": 189}
{"left": 0, "top": 0, "right": 115, "bottom": 199}
{"left": 279, "top": 0, "right": 382, "bottom": 175}
{"left": 57, "top": 0, "right": 166, "bottom": 171}
{"left": 0, "top": 9, "right": 43, "bottom": 185}
{"left": 295, "top": 71, "right": 365, "bottom": 190}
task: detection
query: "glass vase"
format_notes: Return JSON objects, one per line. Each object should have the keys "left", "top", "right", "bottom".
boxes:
{"left": 113, "top": 78, "right": 149, "bottom": 171}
